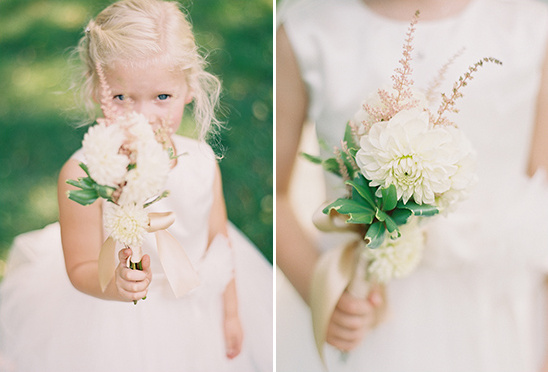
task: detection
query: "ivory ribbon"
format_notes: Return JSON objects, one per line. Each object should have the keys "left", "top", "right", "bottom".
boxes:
{"left": 98, "top": 211, "right": 200, "bottom": 298}
{"left": 309, "top": 204, "right": 371, "bottom": 363}
{"left": 310, "top": 240, "right": 358, "bottom": 364}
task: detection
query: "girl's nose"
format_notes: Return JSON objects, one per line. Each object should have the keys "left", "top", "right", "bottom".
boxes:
{"left": 132, "top": 102, "right": 158, "bottom": 123}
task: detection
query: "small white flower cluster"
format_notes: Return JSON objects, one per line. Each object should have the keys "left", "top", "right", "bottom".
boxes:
{"left": 82, "top": 112, "right": 171, "bottom": 247}
{"left": 103, "top": 202, "right": 149, "bottom": 248}
{"left": 365, "top": 219, "right": 425, "bottom": 283}
{"left": 354, "top": 104, "right": 477, "bottom": 212}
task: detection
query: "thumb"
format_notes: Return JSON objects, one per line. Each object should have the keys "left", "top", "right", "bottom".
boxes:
{"left": 140, "top": 254, "right": 151, "bottom": 272}
{"left": 367, "top": 285, "right": 384, "bottom": 307}
{"left": 225, "top": 337, "right": 237, "bottom": 359}
{"left": 118, "top": 248, "right": 132, "bottom": 264}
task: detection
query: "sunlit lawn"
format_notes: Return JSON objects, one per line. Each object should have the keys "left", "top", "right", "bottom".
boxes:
{"left": 0, "top": 0, "right": 273, "bottom": 268}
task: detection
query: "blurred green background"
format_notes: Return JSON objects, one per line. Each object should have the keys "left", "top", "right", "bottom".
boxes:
{"left": 0, "top": 0, "right": 273, "bottom": 271}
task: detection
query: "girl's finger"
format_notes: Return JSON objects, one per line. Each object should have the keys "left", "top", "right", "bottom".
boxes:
{"left": 330, "top": 308, "right": 371, "bottom": 330}
{"left": 118, "top": 248, "right": 132, "bottom": 263}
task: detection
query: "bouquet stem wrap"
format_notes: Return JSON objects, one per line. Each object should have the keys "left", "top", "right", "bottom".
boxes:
{"left": 346, "top": 244, "right": 371, "bottom": 299}
{"left": 98, "top": 211, "right": 200, "bottom": 298}
{"left": 310, "top": 237, "right": 363, "bottom": 364}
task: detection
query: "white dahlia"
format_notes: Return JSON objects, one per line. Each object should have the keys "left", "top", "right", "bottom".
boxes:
{"left": 356, "top": 108, "right": 473, "bottom": 206}
{"left": 123, "top": 112, "right": 156, "bottom": 145}
{"left": 103, "top": 202, "right": 149, "bottom": 247}
{"left": 82, "top": 122, "right": 128, "bottom": 187}
{"left": 118, "top": 139, "right": 171, "bottom": 205}
{"left": 365, "top": 219, "right": 425, "bottom": 283}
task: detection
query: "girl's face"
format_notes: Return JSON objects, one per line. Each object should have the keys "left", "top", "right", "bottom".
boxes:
{"left": 103, "top": 59, "right": 192, "bottom": 134}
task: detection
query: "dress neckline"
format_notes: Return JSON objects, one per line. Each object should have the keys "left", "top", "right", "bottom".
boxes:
{"left": 356, "top": 0, "right": 481, "bottom": 28}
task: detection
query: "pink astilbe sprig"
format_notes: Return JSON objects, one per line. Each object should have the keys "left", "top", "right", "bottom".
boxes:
{"left": 334, "top": 146, "right": 350, "bottom": 181}
{"left": 362, "top": 10, "right": 421, "bottom": 124}
{"left": 341, "top": 141, "right": 360, "bottom": 175}
{"left": 348, "top": 120, "right": 361, "bottom": 141}
{"left": 425, "top": 47, "right": 465, "bottom": 103}
{"left": 334, "top": 140, "right": 362, "bottom": 196}
{"left": 391, "top": 10, "right": 420, "bottom": 108}
{"left": 95, "top": 61, "right": 116, "bottom": 125}
{"left": 433, "top": 57, "right": 502, "bottom": 126}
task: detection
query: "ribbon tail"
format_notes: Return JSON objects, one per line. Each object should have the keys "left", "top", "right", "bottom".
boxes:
{"left": 98, "top": 236, "right": 117, "bottom": 292}
{"left": 310, "top": 240, "right": 357, "bottom": 364}
{"left": 155, "top": 230, "right": 200, "bottom": 298}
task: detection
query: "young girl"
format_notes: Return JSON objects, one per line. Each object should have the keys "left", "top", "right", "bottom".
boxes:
{"left": 0, "top": 0, "right": 272, "bottom": 371}
{"left": 277, "top": 0, "right": 548, "bottom": 371}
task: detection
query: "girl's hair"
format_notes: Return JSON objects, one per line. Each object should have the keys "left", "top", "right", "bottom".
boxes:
{"left": 75, "top": 0, "right": 221, "bottom": 140}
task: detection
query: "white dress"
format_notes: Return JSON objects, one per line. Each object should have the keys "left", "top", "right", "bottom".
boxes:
{"left": 277, "top": 0, "right": 548, "bottom": 371}
{"left": 0, "top": 135, "right": 273, "bottom": 372}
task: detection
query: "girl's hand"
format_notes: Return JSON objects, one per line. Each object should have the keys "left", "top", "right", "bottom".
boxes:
{"left": 223, "top": 313, "right": 243, "bottom": 359}
{"left": 326, "top": 287, "right": 384, "bottom": 352}
{"left": 115, "top": 248, "right": 152, "bottom": 302}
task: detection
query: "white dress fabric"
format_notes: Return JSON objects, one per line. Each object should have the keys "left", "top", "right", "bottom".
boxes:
{"left": 0, "top": 135, "right": 273, "bottom": 372}
{"left": 277, "top": 0, "right": 548, "bottom": 371}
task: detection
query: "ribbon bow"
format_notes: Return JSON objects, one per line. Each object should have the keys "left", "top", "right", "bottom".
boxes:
{"left": 98, "top": 211, "right": 200, "bottom": 298}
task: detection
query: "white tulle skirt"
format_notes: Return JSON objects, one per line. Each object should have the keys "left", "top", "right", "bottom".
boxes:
{"left": 0, "top": 223, "right": 272, "bottom": 372}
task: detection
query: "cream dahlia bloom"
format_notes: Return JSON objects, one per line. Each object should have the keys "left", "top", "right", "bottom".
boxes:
{"left": 118, "top": 140, "right": 171, "bottom": 205}
{"left": 122, "top": 112, "right": 157, "bottom": 146}
{"left": 82, "top": 122, "right": 129, "bottom": 187}
{"left": 103, "top": 202, "right": 149, "bottom": 247}
{"left": 365, "top": 219, "right": 425, "bottom": 283}
{"left": 356, "top": 108, "right": 474, "bottom": 206}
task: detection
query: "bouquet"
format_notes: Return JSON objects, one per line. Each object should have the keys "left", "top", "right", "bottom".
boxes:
{"left": 67, "top": 64, "right": 199, "bottom": 303}
{"left": 307, "top": 11, "right": 500, "bottom": 359}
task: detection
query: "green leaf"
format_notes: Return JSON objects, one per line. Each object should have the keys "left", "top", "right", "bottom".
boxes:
{"left": 79, "top": 163, "right": 91, "bottom": 178}
{"left": 380, "top": 184, "right": 398, "bottom": 211}
{"left": 67, "top": 189, "right": 99, "bottom": 206}
{"left": 322, "top": 158, "right": 342, "bottom": 176}
{"left": 322, "top": 198, "right": 375, "bottom": 216}
{"left": 66, "top": 176, "right": 97, "bottom": 190}
{"left": 94, "top": 184, "right": 116, "bottom": 200}
{"left": 375, "top": 208, "right": 388, "bottom": 221}
{"left": 66, "top": 179, "right": 86, "bottom": 189}
{"left": 397, "top": 200, "right": 439, "bottom": 216}
{"left": 300, "top": 152, "right": 322, "bottom": 165}
{"left": 301, "top": 153, "right": 343, "bottom": 177}
{"left": 80, "top": 176, "right": 95, "bottom": 188}
{"left": 390, "top": 208, "right": 413, "bottom": 225}
{"left": 346, "top": 212, "right": 375, "bottom": 225}
{"left": 383, "top": 214, "right": 399, "bottom": 234}
{"left": 365, "top": 221, "right": 386, "bottom": 249}
{"left": 346, "top": 176, "right": 378, "bottom": 210}
{"left": 343, "top": 122, "right": 358, "bottom": 154}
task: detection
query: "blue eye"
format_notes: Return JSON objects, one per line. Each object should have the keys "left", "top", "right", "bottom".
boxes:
{"left": 114, "top": 94, "right": 125, "bottom": 101}
{"left": 158, "top": 94, "right": 170, "bottom": 101}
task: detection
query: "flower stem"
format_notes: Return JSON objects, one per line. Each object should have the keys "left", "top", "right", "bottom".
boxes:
{"left": 129, "top": 260, "right": 147, "bottom": 305}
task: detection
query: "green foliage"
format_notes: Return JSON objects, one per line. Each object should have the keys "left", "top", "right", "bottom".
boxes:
{"left": 66, "top": 163, "right": 116, "bottom": 206}
{"left": 306, "top": 122, "right": 439, "bottom": 249}
{"left": 322, "top": 172, "right": 439, "bottom": 249}
{"left": 0, "top": 0, "right": 273, "bottom": 263}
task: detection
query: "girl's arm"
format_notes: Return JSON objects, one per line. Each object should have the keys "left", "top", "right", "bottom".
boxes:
{"left": 58, "top": 158, "right": 151, "bottom": 302}
{"left": 208, "top": 163, "right": 243, "bottom": 359}
{"left": 277, "top": 26, "right": 382, "bottom": 351}
{"left": 529, "top": 36, "right": 548, "bottom": 372}
{"left": 276, "top": 25, "right": 319, "bottom": 303}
